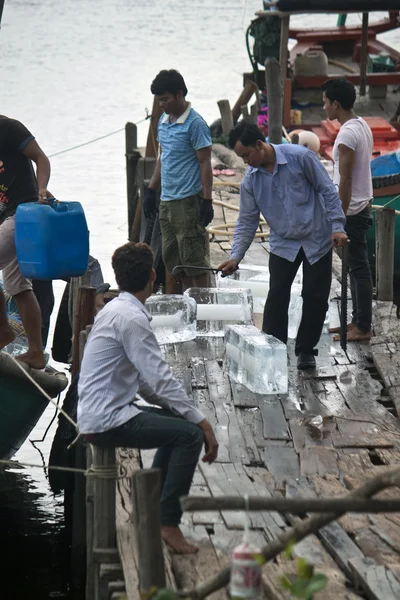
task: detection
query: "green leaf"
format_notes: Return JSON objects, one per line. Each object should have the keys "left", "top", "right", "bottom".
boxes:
{"left": 290, "top": 578, "right": 312, "bottom": 597}
{"left": 254, "top": 553, "right": 266, "bottom": 565}
{"left": 283, "top": 540, "right": 296, "bottom": 560}
{"left": 304, "top": 574, "right": 328, "bottom": 596}
{"left": 296, "top": 557, "right": 314, "bottom": 580}
{"left": 279, "top": 575, "right": 294, "bottom": 591}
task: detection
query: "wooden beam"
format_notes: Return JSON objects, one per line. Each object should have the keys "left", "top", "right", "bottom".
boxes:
{"left": 279, "top": 16, "right": 290, "bottom": 83}
{"left": 295, "top": 72, "right": 400, "bottom": 88}
{"left": 360, "top": 12, "right": 369, "bottom": 96}
{"left": 231, "top": 80, "right": 258, "bottom": 122}
{"left": 376, "top": 207, "right": 395, "bottom": 301}
{"left": 132, "top": 469, "right": 166, "bottom": 593}
{"left": 125, "top": 122, "right": 141, "bottom": 241}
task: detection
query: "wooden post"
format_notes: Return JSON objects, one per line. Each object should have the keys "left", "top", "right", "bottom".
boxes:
{"left": 231, "top": 80, "right": 259, "bottom": 122}
{"left": 131, "top": 469, "right": 166, "bottom": 593}
{"left": 265, "top": 58, "right": 282, "bottom": 144}
{"left": 145, "top": 96, "right": 163, "bottom": 158}
{"left": 130, "top": 157, "right": 145, "bottom": 243}
{"left": 0, "top": 0, "right": 4, "bottom": 30}
{"left": 376, "top": 207, "right": 395, "bottom": 301}
{"left": 241, "top": 105, "right": 250, "bottom": 122}
{"left": 126, "top": 122, "right": 141, "bottom": 241}
{"left": 250, "top": 103, "right": 258, "bottom": 125}
{"left": 92, "top": 446, "right": 117, "bottom": 600}
{"left": 217, "top": 100, "right": 234, "bottom": 135}
{"left": 279, "top": 16, "right": 290, "bottom": 84}
{"left": 360, "top": 13, "right": 369, "bottom": 97}
{"left": 71, "top": 286, "right": 96, "bottom": 378}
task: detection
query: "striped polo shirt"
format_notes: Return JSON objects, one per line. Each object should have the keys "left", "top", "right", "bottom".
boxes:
{"left": 158, "top": 103, "right": 212, "bottom": 201}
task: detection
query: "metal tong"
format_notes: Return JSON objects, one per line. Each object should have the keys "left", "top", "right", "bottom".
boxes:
{"left": 171, "top": 265, "right": 223, "bottom": 283}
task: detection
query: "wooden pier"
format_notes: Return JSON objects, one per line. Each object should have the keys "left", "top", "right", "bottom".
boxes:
{"left": 79, "top": 127, "right": 400, "bottom": 600}
{"left": 83, "top": 220, "right": 400, "bottom": 599}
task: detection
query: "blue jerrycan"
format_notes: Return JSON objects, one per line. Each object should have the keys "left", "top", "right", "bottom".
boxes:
{"left": 15, "top": 200, "right": 90, "bottom": 280}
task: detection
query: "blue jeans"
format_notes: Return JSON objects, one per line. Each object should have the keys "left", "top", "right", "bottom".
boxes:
{"left": 88, "top": 407, "right": 204, "bottom": 526}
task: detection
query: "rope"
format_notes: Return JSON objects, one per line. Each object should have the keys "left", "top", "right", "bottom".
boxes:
{"left": 0, "top": 456, "right": 124, "bottom": 480}
{"left": 48, "top": 113, "right": 150, "bottom": 159}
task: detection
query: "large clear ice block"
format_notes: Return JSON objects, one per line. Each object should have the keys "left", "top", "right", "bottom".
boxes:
{"left": 217, "top": 266, "right": 269, "bottom": 314}
{"left": 146, "top": 294, "right": 197, "bottom": 344}
{"left": 217, "top": 263, "right": 303, "bottom": 315}
{"left": 184, "top": 288, "right": 253, "bottom": 336}
{"left": 225, "top": 324, "right": 287, "bottom": 394}
{"left": 288, "top": 283, "right": 303, "bottom": 340}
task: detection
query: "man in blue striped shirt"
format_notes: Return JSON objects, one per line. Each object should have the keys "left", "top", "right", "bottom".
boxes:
{"left": 218, "top": 122, "right": 348, "bottom": 370}
{"left": 143, "top": 70, "right": 213, "bottom": 293}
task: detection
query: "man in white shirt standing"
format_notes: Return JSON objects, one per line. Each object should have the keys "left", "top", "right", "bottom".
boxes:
{"left": 77, "top": 242, "right": 218, "bottom": 554}
{"left": 322, "top": 78, "right": 374, "bottom": 341}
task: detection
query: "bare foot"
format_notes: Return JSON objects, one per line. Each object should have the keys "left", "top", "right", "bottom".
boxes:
{"left": 161, "top": 526, "right": 199, "bottom": 554}
{"left": 0, "top": 327, "right": 15, "bottom": 351}
{"left": 333, "top": 326, "right": 371, "bottom": 343}
{"left": 346, "top": 327, "right": 372, "bottom": 342}
{"left": 16, "top": 350, "right": 46, "bottom": 370}
{"left": 328, "top": 323, "right": 356, "bottom": 334}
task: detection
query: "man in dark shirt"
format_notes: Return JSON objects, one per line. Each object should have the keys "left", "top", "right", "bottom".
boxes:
{"left": 0, "top": 116, "right": 51, "bottom": 369}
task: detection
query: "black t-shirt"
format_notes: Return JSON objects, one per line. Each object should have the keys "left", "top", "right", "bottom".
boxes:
{"left": 0, "top": 116, "right": 38, "bottom": 224}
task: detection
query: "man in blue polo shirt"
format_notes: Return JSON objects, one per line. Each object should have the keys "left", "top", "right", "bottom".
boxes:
{"left": 143, "top": 70, "right": 213, "bottom": 293}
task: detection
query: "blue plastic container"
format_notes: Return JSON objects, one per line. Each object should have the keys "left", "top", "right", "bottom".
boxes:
{"left": 15, "top": 200, "right": 89, "bottom": 280}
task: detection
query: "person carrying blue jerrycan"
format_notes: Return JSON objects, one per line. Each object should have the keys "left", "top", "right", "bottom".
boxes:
{"left": 0, "top": 115, "right": 52, "bottom": 369}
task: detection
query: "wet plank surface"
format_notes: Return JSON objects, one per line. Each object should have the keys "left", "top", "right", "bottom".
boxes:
{"left": 116, "top": 231, "right": 400, "bottom": 598}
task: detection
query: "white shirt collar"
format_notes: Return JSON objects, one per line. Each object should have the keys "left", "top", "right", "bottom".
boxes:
{"left": 161, "top": 102, "right": 192, "bottom": 124}
{"left": 119, "top": 291, "right": 151, "bottom": 321}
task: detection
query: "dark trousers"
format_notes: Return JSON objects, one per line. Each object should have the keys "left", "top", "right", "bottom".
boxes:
{"left": 262, "top": 248, "right": 332, "bottom": 355}
{"left": 87, "top": 407, "right": 204, "bottom": 526}
{"left": 32, "top": 279, "right": 54, "bottom": 348}
{"left": 346, "top": 205, "right": 373, "bottom": 333}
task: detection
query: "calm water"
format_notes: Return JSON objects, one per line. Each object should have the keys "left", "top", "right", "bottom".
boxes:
{"left": 0, "top": 1, "right": 399, "bottom": 597}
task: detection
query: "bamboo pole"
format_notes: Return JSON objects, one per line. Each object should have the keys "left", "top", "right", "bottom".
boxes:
{"left": 231, "top": 80, "right": 259, "bottom": 122}
{"left": 145, "top": 96, "right": 163, "bottom": 158}
{"left": 181, "top": 495, "right": 400, "bottom": 514}
{"left": 125, "top": 123, "right": 141, "bottom": 241}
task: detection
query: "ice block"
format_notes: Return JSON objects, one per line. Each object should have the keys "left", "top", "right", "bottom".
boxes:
{"left": 146, "top": 294, "right": 197, "bottom": 344}
{"left": 225, "top": 324, "right": 287, "bottom": 394}
{"left": 217, "top": 266, "right": 269, "bottom": 314}
{"left": 184, "top": 288, "right": 253, "bottom": 336}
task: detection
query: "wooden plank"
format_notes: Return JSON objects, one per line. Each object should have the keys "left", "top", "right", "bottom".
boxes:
{"left": 259, "top": 398, "right": 290, "bottom": 440}
{"left": 204, "top": 360, "right": 251, "bottom": 464}
{"left": 191, "top": 358, "right": 207, "bottom": 389}
{"left": 235, "top": 409, "right": 263, "bottom": 465}
{"left": 332, "top": 417, "right": 393, "bottom": 449}
{"left": 230, "top": 381, "right": 260, "bottom": 408}
{"left": 349, "top": 557, "right": 400, "bottom": 600}
{"left": 172, "top": 525, "right": 228, "bottom": 600}
{"left": 262, "top": 443, "right": 300, "bottom": 482}
{"left": 355, "top": 528, "right": 400, "bottom": 569}
{"left": 289, "top": 416, "right": 333, "bottom": 453}
{"left": 300, "top": 447, "right": 338, "bottom": 477}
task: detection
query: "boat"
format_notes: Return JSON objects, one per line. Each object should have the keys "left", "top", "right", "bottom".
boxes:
{"left": 245, "top": 1, "right": 400, "bottom": 272}
{"left": 0, "top": 277, "right": 68, "bottom": 460}
{"left": 0, "top": 351, "right": 68, "bottom": 460}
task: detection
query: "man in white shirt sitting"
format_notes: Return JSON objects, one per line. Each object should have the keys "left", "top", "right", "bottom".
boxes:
{"left": 322, "top": 78, "right": 374, "bottom": 342}
{"left": 77, "top": 242, "right": 218, "bottom": 554}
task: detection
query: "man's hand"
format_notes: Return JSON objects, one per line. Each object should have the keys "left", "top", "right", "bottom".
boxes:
{"left": 199, "top": 198, "right": 214, "bottom": 227}
{"left": 198, "top": 419, "right": 218, "bottom": 463}
{"left": 217, "top": 258, "right": 239, "bottom": 277}
{"left": 331, "top": 232, "right": 348, "bottom": 247}
{"left": 38, "top": 189, "right": 53, "bottom": 204}
{"left": 143, "top": 187, "right": 158, "bottom": 219}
